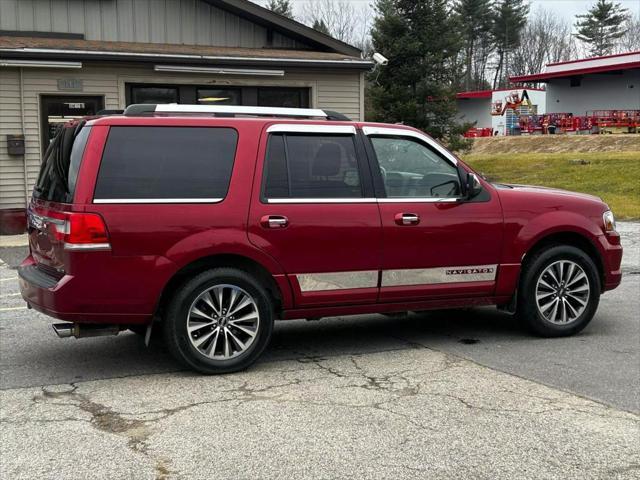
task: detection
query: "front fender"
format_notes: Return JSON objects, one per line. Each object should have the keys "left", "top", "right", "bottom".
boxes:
{"left": 504, "top": 210, "right": 603, "bottom": 264}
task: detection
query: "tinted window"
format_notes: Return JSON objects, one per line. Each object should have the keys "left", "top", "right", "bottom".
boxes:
{"left": 67, "top": 125, "right": 91, "bottom": 197}
{"left": 131, "top": 86, "right": 178, "bottom": 104}
{"left": 263, "top": 135, "right": 289, "bottom": 198}
{"left": 33, "top": 123, "right": 90, "bottom": 203}
{"left": 263, "top": 134, "right": 362, "bottom": 199}
{"left": 258, "top": 88, "right": 309, "bottom": 108}
{"left": 370, "top": 137, "right": 461, "bottom": 198}
{"left": 94, "top": 127, "right": 237, "bottom": 200}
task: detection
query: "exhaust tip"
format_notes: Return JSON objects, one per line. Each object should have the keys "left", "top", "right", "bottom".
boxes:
{"left": 52, "top": 323, "right": 74, "bottom": 338}
{"left": 52, "top": 323, "right": 121, "bottom": 339}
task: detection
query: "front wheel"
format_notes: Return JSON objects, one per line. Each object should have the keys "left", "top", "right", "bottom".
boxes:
{"left": 163, "top": 268, "right": 274, "bottom": 374}
{"left": 517, "top": 245, "right": 601, "bottom": 337}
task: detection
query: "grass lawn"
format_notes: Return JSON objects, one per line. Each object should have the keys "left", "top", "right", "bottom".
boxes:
{"left": 462, "top": 151, "right": 640, "bottom": 220}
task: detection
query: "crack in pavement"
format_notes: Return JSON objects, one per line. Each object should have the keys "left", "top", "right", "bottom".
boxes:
{"left": 3, "top": 344, "right": 637, "bottom": 479}
{"left": 31, "top": 384, "right": 178, "bottom": 480}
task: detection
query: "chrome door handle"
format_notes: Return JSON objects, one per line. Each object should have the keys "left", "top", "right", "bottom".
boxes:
{"left": 260, "top": 215, "right": 289, "bottom": 229}
{"left": 394, "top": 213, "right": 420, "bottom": 225}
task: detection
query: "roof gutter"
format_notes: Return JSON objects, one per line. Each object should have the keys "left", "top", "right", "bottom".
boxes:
{"left": 0, "top": 48, "right": 374, "bottom": 70}
{"left": 510, "top": 61, "right": 640, "bottom": 83}
{"left": 203, "top": 0, "right": 362, "bottom": 57}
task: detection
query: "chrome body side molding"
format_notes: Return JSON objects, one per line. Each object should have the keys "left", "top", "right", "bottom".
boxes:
{"left": 296, "top": 271, "right": 378, "bottom": 292}
{"left": 382, "top": 265, "right": 497, "bottom": 287}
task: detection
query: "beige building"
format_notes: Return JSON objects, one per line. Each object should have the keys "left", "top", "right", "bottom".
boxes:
{"left": 0, "top": 0, "right": 371, "bottom": 233}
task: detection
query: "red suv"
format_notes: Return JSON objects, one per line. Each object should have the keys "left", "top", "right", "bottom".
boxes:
{"left": 19, "top": 104, "right": 623, "bottom": 373}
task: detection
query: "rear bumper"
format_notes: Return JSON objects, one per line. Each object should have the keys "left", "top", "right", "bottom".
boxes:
{"left": 18, "top": 254, "right": 172, "bottom": 324}
{"left": 596, "top": 232, "right": 623, "bottom": 292}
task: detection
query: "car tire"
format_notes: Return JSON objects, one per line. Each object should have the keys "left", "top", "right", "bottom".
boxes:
{"left": 517, "top": 245, "right": 600, "bottom": 337}
{"left": 163, "top": 268, "right": 274, "bottom": 374}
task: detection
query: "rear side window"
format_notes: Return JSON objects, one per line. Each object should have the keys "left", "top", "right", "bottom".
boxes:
{"left": 34, "top": 123, "right": 91, "bottom": 203}
{"left": 94, "top": 127, "right": 237, "bottom": 201}
{"left": 263, "top": 134, "right": 362, "bottom": 199}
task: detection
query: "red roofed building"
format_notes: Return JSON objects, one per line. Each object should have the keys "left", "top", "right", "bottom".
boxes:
{"left": 456, "top": 88, "right": 546, "bottom": 136}
{"left": 510, "top": 51, "right": 640, "bottom": 115}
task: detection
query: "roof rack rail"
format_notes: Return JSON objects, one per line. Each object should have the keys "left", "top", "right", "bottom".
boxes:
{"left": 96, "top": 109, "right": 124, "bottom": 115}
{"left": 123, "top": 104, "right": 350, "bottom": 121}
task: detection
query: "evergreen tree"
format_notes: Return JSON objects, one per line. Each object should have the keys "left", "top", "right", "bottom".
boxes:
{"left": 312, "top": 19, "right": 332, "bottom": 35}
{"left": 265, "top": 0, "right": 294, "bottom": 19}
{"left": 491, "top": 0, "right": 528, "bottom": 89}
{"left": 454, "top": 0, "right": 493, "bottom": 90}
{"left": 370, "top": 0, "right": 464, "bottom": 142}
{"left": 575, "top": 0, "right": 630, "bottom": 56}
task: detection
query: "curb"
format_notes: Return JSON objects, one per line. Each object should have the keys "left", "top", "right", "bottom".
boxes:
{"left": 0, "top": 234, "right": 28, "bottom": 248}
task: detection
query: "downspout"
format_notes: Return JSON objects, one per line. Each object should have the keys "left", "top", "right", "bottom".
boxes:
{"left": 19, "top": 67, "right": 29, "bottom": 208}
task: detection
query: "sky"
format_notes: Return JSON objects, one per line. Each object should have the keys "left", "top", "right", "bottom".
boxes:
{"left": 285, "top": 0, "right": 640, "bottom": 22}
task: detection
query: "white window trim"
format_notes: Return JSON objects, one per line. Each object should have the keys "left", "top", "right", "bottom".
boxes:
{"left": 361, "top": 126, "right": 459, "bottom": 166}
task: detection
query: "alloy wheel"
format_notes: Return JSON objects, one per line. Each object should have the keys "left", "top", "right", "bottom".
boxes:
{"left": 187, "top": 284, "right": 260, "bottom": 360}
{"left": 535, "top": 260, "right": 590, "bottom": 325}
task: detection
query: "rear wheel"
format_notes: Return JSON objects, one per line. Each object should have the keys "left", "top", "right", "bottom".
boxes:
{"left": 517, "top": 245, "right": 600, "bottom": 337}
{"left": 163, "top": 268, "right": 274, "bottom": 374}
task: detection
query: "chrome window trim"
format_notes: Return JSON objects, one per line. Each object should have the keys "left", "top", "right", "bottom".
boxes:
{"left": 362, "top": 126, "right": 459, "bottom": 166}
{"left": 266, "top": 124, "right": 356, "bottom": 135}
{"left": 93, "top": 198, "right": 223, "bottom": 204}
{"left": 266, "top": 198, "right": 376, "bottom": 204}
{"left": 264, "top": 197, "right": 457, "bottom": 204}
{"left": 296, "top": 271, "right": 378, "bottom": 292}
{"left": 377, "top": 197, "right": 460, "bottom": 203}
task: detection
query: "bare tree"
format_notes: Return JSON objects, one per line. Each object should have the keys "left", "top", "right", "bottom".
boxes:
{"left": 300, "top": 0, "right": 373, "bottom": 51}
{"left": 614, "top": 14, "right": 640, "bottom": 53}
{"left": 509, "top": 8, "right": 578, "bottom": 80}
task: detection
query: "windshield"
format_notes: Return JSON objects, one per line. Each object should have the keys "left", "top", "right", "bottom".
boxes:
{"left": 33, "top": 122, "right": 91, "bottom": 203}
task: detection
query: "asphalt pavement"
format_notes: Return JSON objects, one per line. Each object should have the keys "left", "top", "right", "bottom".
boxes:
{"left": 0, "top": 223, "right": 638, "bottom": 479}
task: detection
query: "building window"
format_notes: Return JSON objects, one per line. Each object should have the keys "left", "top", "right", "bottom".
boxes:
{"left": 258, "top": 87, "right": 309, "bottom": 108}
{"left": 130, "top": 86, "right": 179, "bottom": 104}
{"left": 126, "top": 84, "right": 310, "bottom": 109}
{"left": 197, "top": 88, "right": 242, "bottom": 105}
{"left": 570, "top": 77, "right": 581, "bottom": 88}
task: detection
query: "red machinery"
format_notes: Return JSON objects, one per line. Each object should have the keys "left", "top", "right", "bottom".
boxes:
{"left": 491, "top": 90, "right": 531, "bottom": 116}
{"left": 463, "top": 127, "right": 493, "bottom": 138}
{"left": 587, "top": 110, "right": 639, "bottom": 133}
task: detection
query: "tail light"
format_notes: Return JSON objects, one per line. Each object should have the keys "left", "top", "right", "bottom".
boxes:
{"left": 46, "top": 212, "right": 110, "bottom": 250}
{"left": 65, "top": 213, "right": 110, "bottom": 249}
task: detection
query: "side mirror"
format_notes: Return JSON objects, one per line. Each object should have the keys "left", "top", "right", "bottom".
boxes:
{"left": 465, "top": 172, "right": 482, "bottom": 199}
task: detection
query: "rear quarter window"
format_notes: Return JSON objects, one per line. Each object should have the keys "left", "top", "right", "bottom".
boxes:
{"left": 33, "top": 123, "right": 91, "bottom": 203}
{"left": 94, "top": 126, "right": 238, "bottom": 202}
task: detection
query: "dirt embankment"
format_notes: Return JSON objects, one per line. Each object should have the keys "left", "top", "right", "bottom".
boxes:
{"left": 469, "top": 135, "right": 640, "bottom": 155}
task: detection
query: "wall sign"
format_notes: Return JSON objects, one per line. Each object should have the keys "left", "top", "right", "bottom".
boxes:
{"left": 57, "top": 79, "right": 83, "bottom": 91}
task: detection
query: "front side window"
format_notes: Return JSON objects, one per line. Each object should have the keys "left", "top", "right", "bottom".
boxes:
{"left": 94, "top": 127, "right": 237, "bottom": 201}
{"left": 263, "top": 134, "right": 362, "bottom": 199}
{"left": 370, "top": 136, "right": 461, "bottom": 198}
